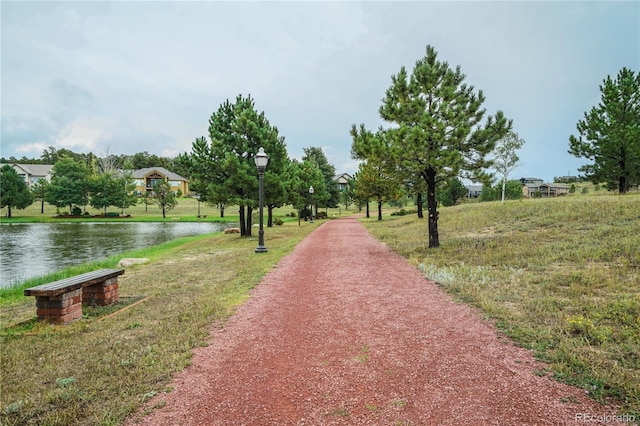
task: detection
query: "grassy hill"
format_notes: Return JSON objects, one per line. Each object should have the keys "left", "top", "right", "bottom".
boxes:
{"left": 362, "top": 193, "right": 640, "bottom": 415}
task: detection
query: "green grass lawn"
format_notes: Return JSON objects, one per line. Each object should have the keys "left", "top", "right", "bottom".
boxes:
{"left": 0, "top": 197, "right": 352, "bottom": 223}
{"left": 361, "top": 193, "right": 640, "bottom": 416}
{"left": 1, "top": 197, "right": 238, "bottom": 223}
{"left": 0, "top": 220, "right": 321, "bottom": 425}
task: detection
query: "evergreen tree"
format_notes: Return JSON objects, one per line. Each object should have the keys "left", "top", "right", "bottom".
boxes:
{"left": 438, "top": 177, "right": 467, "bottom": 207}
{"left": 190, "top": 95, "right": 288, "bottom": 236}
{"left": 569, "top": 67, "right": 640, "bottom": 193}
{"left": 351, "top": 127, "right": 401, "bottom": 220}
{"left": 283, "top": 160, "right": 325, "bottom": 224}
{"left": 377, "top": 45, "right": 511, "bottom": 247}
{"left": 0, "top": 165, "right": 34, "bottom": 217}
{"left": 302, "top": 147, "right": 340, "bottom": 210}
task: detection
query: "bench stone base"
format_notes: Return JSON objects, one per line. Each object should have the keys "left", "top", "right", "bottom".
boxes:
{"left": 34, "top": 288, "right": 83, "bottom": 324}
{"left": 83, "top": 278, "right": 119, "bottom": 306}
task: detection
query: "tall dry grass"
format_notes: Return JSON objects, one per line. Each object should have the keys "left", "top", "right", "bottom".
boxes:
{"left": 362, "top": 194, "right": 640, "bottom": 415}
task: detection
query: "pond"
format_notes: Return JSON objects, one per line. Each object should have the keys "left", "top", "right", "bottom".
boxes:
{"left": 0, "top": 222, "right": 235, "bottom": 288}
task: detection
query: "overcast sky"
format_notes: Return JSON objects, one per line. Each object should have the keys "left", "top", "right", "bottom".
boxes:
{"left": 1, "top": 1, "right": 638, "bottom": 182}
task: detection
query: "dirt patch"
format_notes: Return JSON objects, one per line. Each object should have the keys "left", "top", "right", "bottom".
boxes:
{"left": 127, "top": 217, "right": 625, "bottom": 425}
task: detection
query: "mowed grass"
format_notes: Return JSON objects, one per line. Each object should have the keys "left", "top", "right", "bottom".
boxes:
{"left": 0, "top": 197, "right": 348, "bottom": 223}
{"left": 361, "top": 194, "right": 640, "bottom": 415}
{"left": 0, "top": 220, "right": 320, "bottom": 425}
{"left": 0, "top": 196, "right": 297, "bottom": 223}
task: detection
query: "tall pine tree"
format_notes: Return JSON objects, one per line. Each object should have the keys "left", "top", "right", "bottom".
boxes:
{"left": 190, "top": 95, "right": 288, "bottom": 236}
{"left": 378, "top": 45, "right": 511, "bottom": 247}
{"left": 569, "top": 67, "right": 640, "bottom": 193}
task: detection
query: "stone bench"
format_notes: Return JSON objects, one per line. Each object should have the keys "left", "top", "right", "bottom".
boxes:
{"left": 24, "top": 269, "right": 125, "bottom": 324}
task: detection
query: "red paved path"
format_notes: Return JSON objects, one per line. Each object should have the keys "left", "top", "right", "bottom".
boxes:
{"left": 129, "top": 217, "right": 625, "bottom": 425}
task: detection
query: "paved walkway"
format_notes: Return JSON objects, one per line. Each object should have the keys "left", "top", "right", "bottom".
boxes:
{"left": 129, "top": 217, "right": 623, "bottom": 425}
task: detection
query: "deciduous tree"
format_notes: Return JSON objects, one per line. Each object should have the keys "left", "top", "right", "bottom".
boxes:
{"left": 493, "top": 131, "right": 525, "bottom": 204}
{"left": 31, "top": 179, "right": 48, "bottom": 214}
{"left": 44, "top": 157, "right": 91, "bottom": 214}
{"left": 0, "top": 165, "right": 34, "bottom": 217}
{"left": 151, "top": 180, "right": 177, "bottom": 218}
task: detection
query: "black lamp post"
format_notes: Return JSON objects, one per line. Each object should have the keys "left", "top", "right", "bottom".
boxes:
{"left": 309, "top": 186, "right": 314, "bottom": 223}
{"left": 254, "top": 147, "right": 269, "bottom": 253}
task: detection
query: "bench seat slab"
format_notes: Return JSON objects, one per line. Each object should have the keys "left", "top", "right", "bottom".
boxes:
{"left": 24, "top": 269, "right": 124, "bottom": 297}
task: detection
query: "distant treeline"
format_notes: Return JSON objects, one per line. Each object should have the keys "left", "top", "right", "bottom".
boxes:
{"left": 553, "top": 176, "right": 583, "bottom": 184}
{"left": 1, "top": 146, "right": 189, "bottom": 178}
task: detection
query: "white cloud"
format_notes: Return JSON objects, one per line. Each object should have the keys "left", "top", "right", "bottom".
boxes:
{"left": 16, "top": 142, "right": 49, "bottom": 154}
{"left": 54, "top": 117, "right": 112, "bottom": 151}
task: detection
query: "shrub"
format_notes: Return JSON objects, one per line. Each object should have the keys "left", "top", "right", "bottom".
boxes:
{"left": 71, "top": 206, "right": 82, "bottom": 216}
{"left": 273, "top": 218, "right": 284, "bottom": 226}
{"left": 391, "top": 208, "right": 417, "bottom": 216}
{"left": 315, "top": 211, "right": 328, "bottom": 219}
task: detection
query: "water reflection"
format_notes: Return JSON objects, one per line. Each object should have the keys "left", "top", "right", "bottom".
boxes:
{"left": 0, "top": 222, "right": 233, "bottom": 287}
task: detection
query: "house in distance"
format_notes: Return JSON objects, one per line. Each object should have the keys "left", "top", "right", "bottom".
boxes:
{"left": 520, "top": 177, "right": 570, "bottom": 198}
{"left": 131, "top": 167, "right": 189, "bottom": 196}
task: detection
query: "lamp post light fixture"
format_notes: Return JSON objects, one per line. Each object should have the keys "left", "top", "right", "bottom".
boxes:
{"left": 309, "top": 186, "right": 314, "bottom": 223}
{"left": 254, "top": 147, "right": 269, "bottom": 253}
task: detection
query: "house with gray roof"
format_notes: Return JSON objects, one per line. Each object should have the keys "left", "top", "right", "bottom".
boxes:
{"left": 1, "top": 163, "right": 54, "bottom": 188}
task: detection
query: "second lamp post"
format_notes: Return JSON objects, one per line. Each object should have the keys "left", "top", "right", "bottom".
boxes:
{"left": 254, "top": 147, "right": 268, "bottom": 253}
{"left": 309, "top": 186, "right": 314, "bottom": 223}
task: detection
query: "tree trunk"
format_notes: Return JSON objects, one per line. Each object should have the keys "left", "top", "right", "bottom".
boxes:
{"left": 40, "top": 199, "right": 44, "bottom": 214}
{"left": 425, "top": 168, "right": 439, "bottom": 248}
{"left": 619, "top": 150, "right": 627, "bottom": 194}
{"left": 619, "top": 176, "right": 626, "bottom": 194}
{"left": 220, "top": 203, "right": 225, "bottom": 218}
{"left": 267, "top": 205, "right": 273, "bottom": 227}
{"left": 246, "top": 206, "right": 253, "bottom": 237}
{"left": 239, "top": 206, "right": 246, "bottom": 236}
{"left": 377, "top": 199, "right": 383, "bottom": 221}
{"left": 366, "top": 201, "right": 370, "bottom": 218}
{"left": 501, "top": 177, "right": 507, "bottom": 204}
{"left": 7, "top": 206, "right": 12, "bottom": 218}
{"left": 417, "top": 192, "right": 424, "bottom": 218}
